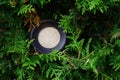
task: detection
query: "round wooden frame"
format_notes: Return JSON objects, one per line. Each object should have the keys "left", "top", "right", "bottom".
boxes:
{"left": 30, "top": 20, "right": 66, "bottom": 54}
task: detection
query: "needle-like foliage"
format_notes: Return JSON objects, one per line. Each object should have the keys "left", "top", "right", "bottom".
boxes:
{"left": 0, "top": 0, "right": 120, "bottom": 80}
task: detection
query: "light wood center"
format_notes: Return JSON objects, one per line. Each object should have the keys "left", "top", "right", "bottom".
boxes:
{"left": 38, "top": 27, "right": 60, "bottom": 48}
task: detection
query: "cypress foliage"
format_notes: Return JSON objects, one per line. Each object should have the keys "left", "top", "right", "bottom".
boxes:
{"left": 0, "top": 0, "right": 120, "bottom": 80}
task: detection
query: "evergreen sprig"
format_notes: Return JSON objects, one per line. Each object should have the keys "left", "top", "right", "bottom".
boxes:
{"left": 0, "top": 0, "right": 120, "bottom": 80}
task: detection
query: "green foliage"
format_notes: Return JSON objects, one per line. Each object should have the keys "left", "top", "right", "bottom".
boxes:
{"left": 75, "top": 0, "right": 108, "bottom": 14}
{"left": 17, "top": 4, "right": 35, "bottom": 15}
{"left": 30, "top": 0, "right": 51, "bottom": 6}
{"left": 0, "top": 0, "right": 120, "bottom": 80}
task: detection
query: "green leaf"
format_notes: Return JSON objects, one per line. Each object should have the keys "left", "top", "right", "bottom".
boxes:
{"left": 17, "top": 4, "right": 35, "bottom": 15}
